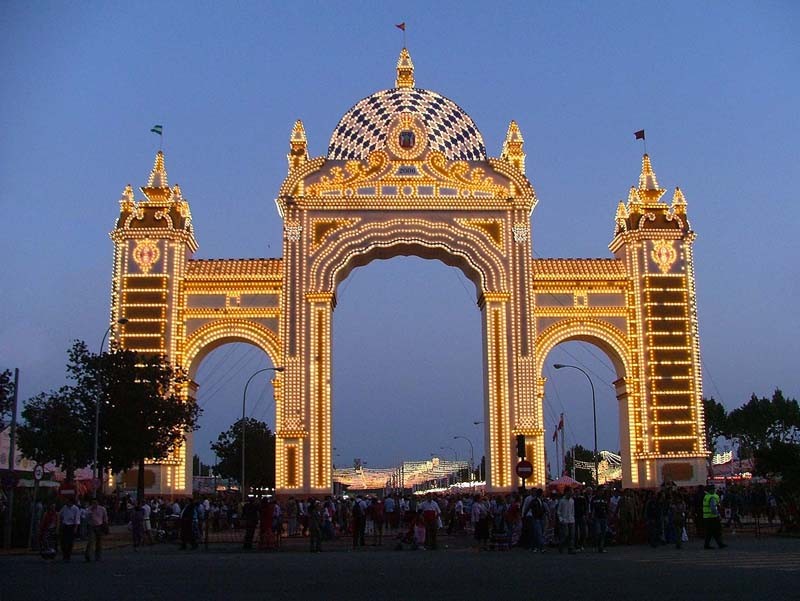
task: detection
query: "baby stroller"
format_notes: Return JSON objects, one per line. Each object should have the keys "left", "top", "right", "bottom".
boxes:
{"left": 155, "top": 514, "right": 181, "bottom": 543}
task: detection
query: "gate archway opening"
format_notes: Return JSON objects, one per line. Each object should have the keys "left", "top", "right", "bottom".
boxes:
{"left": 184, "top": 326, "right": 283, "bottom": 495}
{"left": 332, "top": 255, "right": 484, "bottom": 486}
{"left": 542, "top": 341, "right": 623, "bottom": 485}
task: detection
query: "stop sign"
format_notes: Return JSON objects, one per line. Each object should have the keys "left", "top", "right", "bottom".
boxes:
{"left": 516, "top": 460, "right": 533, "bottom": 479}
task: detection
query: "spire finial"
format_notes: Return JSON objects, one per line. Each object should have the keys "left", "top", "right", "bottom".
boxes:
{"left": 637, "top": 153, "right": 666, "bottom": 203}
{"left": 396, "top": 47, "right": 414, "bottom": 88}
{"left": 141, "top": 150, "right": 171, "bottom": 201}
{"left": 671, "top": 186, "right": 687, "bottom": 214}
{"left": 627, "top": 186, "right": 643, "bottom": 213}
{"left": 147, "top": 150, "right": 169, "bottom": 189}
{"left": 500, "top": 120, "right": 526, "bottom": 174}
{"left": 119, "top": 184, "right": 135, "bottom": 211}
{"left": 288, "top": 120, "right": 309, "bottom": 172}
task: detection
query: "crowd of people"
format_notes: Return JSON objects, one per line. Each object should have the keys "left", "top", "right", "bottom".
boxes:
{"left": 27, "top": 480, "right": 796, "bottom": 560}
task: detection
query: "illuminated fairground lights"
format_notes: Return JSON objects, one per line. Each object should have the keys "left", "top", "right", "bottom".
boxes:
{"left": 107, "top": 49, "right": 708, "bottom": 497}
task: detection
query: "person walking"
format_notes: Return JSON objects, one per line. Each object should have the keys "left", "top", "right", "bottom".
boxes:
{"left": 557, "top": 487, "right": 576, "bottom": 554}
{"left": 58, "top": 498, "right": 81, "bottom": 561}
{"left": 308, "top": 500, "right": 323, "bottom": 553}
{"left": 241, "top": 497, "right": 259, "bottom": 549}
{"left": 703, "top": 485, "right": 727, "bottom": 550}
{"left": 591, "top": 490, "right": 609, "bottom": 553}
{"left": 84, "top": 497, "right": 109, "bottom": 562}
{"left": 419, "top": 494, "right": 441, "bottom": 550}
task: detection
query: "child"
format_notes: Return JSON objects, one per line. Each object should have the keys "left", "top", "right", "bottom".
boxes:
{"left": 413, "top": 515, "right": 426, "bottom": 550}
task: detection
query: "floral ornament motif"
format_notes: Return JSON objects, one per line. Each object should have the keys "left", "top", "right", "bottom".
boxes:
{"left": 651, "top": 239, "right": 677, "bottom": 273}
{"left": 285, "top": 222, "right": 302, "bottom": 242}
{"left": 512, "top": 223, "right": 530, "bottom": 243}
{"left": 132, "top": 239, "right": 160, "bottom": 274}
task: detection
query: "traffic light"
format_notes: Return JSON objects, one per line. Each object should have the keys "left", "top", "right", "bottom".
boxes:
{"left": 516, "top": 434, "right": 526, "bottom": 458}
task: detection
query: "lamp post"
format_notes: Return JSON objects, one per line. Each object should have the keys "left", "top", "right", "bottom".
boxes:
{"left": 553, "top": 363, "right": 598, "bottom": 486}
{"left": 241, "top": 366, "right": 284, "bottom": 499}
{"left": 93, "top": 318, "right": 128, "bottom": 496}
{"left": 453, "top": 435, "right": 474, "bottom": 482}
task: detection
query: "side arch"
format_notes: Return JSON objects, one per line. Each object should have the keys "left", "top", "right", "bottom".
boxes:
{"left": 183, "top": 319, "right": 282, "bottom": 379}
{"left": 534, "top": 318, "right": 629, "bottom": 379}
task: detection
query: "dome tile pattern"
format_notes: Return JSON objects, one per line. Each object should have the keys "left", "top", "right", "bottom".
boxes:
{"left": 328, "top": 88, "right": 486, "bottom": 161}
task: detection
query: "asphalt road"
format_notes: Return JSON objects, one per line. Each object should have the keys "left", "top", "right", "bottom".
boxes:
{"left": 3, "top": 535, "right": 799, "bottom": 601}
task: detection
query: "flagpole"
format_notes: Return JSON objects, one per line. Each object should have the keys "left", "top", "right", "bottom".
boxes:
{"left": 560, "top": 414, "right": 566, "bottom": 476}
{"left": 554, "top": 434, "right": 559, "bottom": 480}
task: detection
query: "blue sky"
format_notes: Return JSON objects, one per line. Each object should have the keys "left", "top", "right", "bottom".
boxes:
{"left": 1, "top": 1, "right": 797, "bottom": 472}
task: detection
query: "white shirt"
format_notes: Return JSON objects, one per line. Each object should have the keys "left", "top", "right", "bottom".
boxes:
{"left": 419, "top": 500, "right": 441, "bottom": 515}
{"left": 557, "top": 497, "right": 575, "bottom": 524}
{"left": 59, "top": 504, "right": 81, "bottom": 526}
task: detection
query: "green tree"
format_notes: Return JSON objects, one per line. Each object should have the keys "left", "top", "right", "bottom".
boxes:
{"left": 727, "top": 389, "right": 800, "bottom": 456}
{"left": 703, "top": 397, "right": 728, "bottom": 457}
{"left": 0, "top": 369, "right": 14, "bottom": 426}
{"left": 211, "top": 418, "right": 276, "bottom": 492}
{"left": 565, "top": 444, "right": 596, "bottom": 485}
{"left": 68, "top": 341, "right": 201, "bottom": 501}
{"left": 17, "top": 386, "right": 90, "bottom": 481}
{"left": 753, "top": 441, "right": 800, "bottom": 489}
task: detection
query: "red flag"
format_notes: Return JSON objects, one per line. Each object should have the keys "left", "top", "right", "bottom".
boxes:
{"left": 558, "top": 413, "right": 564, "bottom": 431}
{"left": 395, "top": 22, "right": 406, "bottom": 31}
{"left": 634, "top": 129, "right": 645, "bottom": 140}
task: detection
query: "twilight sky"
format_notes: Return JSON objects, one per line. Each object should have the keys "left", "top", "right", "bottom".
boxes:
{"left": 1, "top": 2, "right": 797, "bottom": 475}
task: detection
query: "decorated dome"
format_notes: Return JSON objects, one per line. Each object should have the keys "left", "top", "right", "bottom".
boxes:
{"left": 327, "top": 49, "right": 486, "bottom": 162}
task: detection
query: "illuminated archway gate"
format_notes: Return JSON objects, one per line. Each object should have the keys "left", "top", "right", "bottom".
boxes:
{"left": 109, "top": 50, "right": 708, "bottom": 496}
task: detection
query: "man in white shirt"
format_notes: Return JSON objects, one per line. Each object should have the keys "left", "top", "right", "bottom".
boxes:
{"left": 84, "top": 498, "right": 109, "bottom": 562}
{"left": 142, "top": 500, "right": 154, "bottom": 544}
{"left": 557, "top": 487, "right": 576, "bottom": 554}
{"left": 58, "top": 498, "right": 81, "bottom": 561}
{"left": 419, "top": 494, "right": 441, "bottom": 549}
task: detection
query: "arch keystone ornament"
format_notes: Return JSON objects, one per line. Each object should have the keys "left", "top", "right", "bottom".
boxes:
{"left": 108, "top": 50, "right": 708, "bottom": 496}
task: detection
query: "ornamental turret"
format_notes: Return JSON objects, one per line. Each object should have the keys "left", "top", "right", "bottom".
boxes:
{"left": 287, "top": 119, "right": 309, "bottom": 173}
{"left": 500, "top": 120, "right": 526, "bottom": 174}
{"left": 109, "top": 149, "right": 197, "bottom": 362}
{"left": 396, "top": 48, "right": 414, "bottom": 88}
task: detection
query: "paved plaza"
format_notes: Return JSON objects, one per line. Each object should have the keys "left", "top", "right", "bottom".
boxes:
{"left": 3, "top": 534, "right": 799, "bottom": 601}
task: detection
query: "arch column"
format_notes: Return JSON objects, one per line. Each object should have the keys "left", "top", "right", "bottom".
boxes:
{"left": 304, "top": 292, "right": 334, "bottom": 493}
{"left": 480, "top": 292, "right": 514, "bottom": 491}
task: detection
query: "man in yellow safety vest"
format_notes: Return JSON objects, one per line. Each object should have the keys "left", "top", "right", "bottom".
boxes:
{"left": 702, "top": 485, "right": 727, "bottom": 549}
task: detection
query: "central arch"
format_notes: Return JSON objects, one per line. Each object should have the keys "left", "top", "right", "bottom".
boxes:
{"left": 287, "top": 219, "right": 526, "bottom": 494}
{"left": 310, "top": 219, "right": 508, "bottom": 295}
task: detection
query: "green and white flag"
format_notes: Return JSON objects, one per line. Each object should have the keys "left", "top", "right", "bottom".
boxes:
{"left": 150, "top": 124, "right": 163, "bottom": 135}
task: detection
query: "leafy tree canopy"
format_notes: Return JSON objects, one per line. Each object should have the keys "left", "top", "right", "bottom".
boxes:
{"left": 18, "top": 340, "right": 201, "bottom": 500}
{"left": 727, "top": 389, "right": 799, "bottom": 453}
{"left": 211, "top": 417, "right": 276, "bottom": 492}
{"left": 17, "top": 386, "right": 91, "bottom": 481}
{"left": 0, "top": 369, "right": 14, "bottom": 426}
{"left": 703, "top": 397, "right": 728, "bottom": 456}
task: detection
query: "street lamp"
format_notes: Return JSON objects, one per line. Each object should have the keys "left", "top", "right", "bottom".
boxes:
{"left": 241, "top": 366, "right": 284, "bottom": 499}
{"left": 453, "top": 435, "right": 474, "bottom": 481}
{"left": 553, "top": 363, "right": 598, "bottom": 486}
{"left": 93, "top": 318, "right": 128, "bottom": 495}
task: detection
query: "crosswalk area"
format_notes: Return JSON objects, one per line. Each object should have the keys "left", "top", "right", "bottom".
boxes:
{"left": 616, "top": 546, "right": 800, "bottom": 572}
